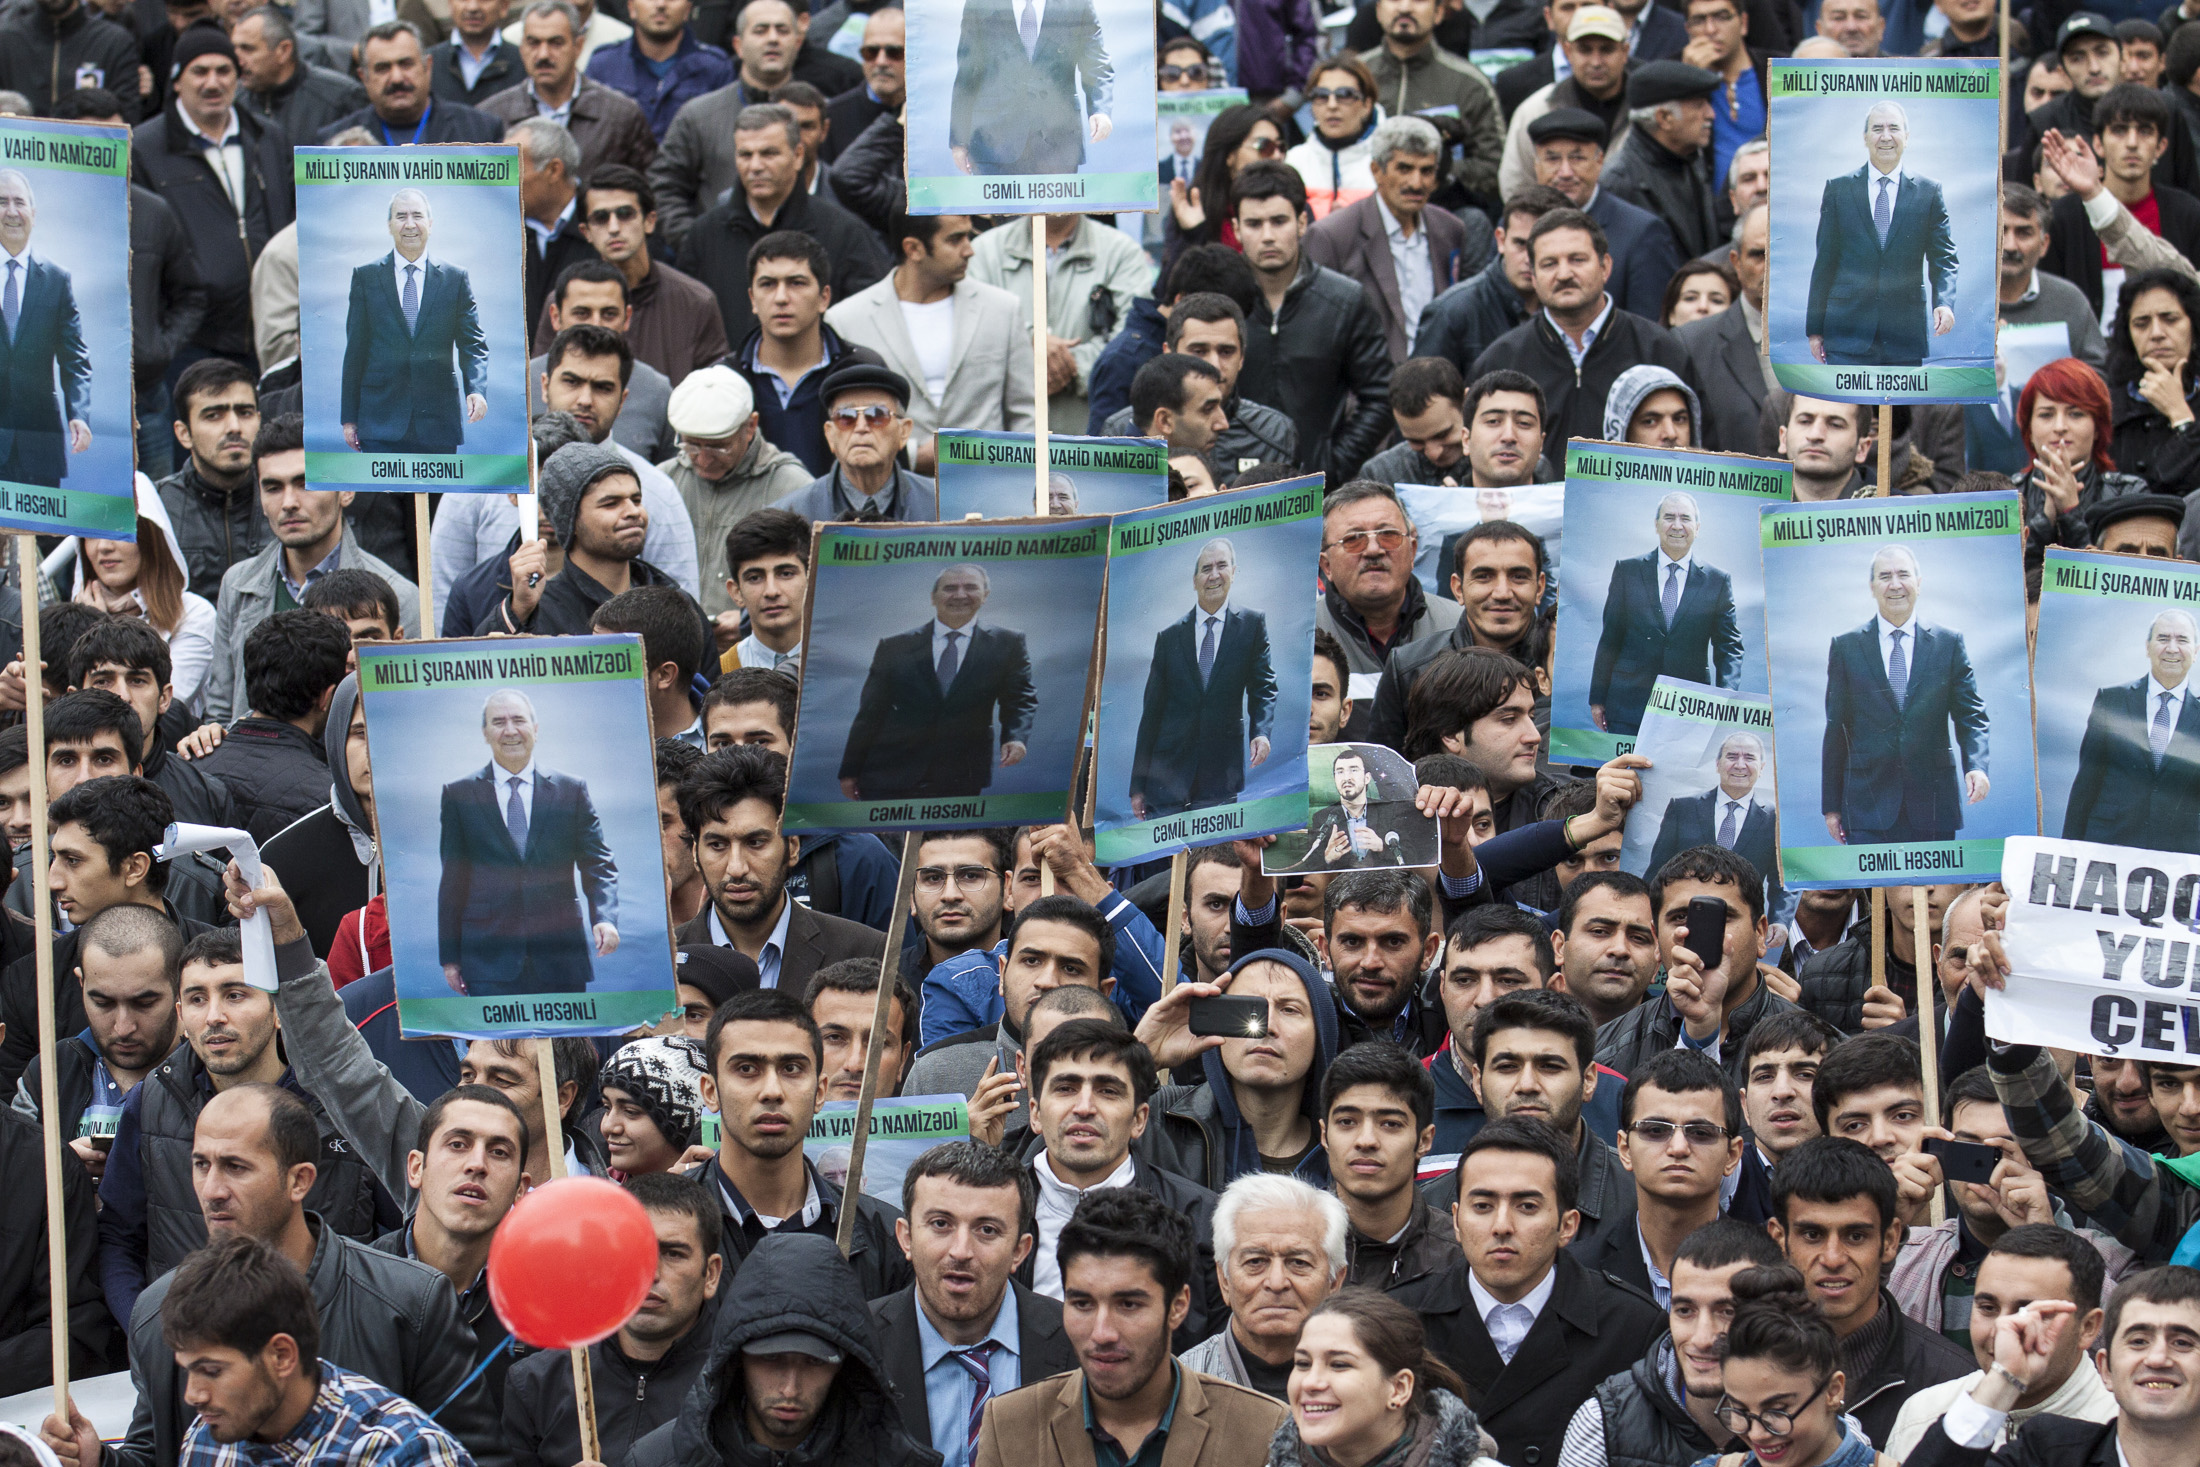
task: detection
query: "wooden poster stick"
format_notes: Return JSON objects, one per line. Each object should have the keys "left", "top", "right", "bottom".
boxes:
{"left": 837, "top": 832, "right": 925, "bottom": 1253}
{"left": 20, "top": 535, "right": 69, "bottom": 1421}
{"left": 413, "top": 492, "right": 435, "bottom": 634}
{"left": 532, "top": 1040, "right": 601, "bottom": 1463}
{"left": 1159, "top": 851, "right": 1188, "bottom": 996}
{"left": 1870, "top": 887, "right": 1886, "bottom": 994}
{"left": 1915, "top": 885, "right": 1946, "bottom": 1225}
{"left": 1876, "top": 404, "right": 1893, "bottom": 496}
{"left": 1032, "top": 215, "right": 1050, "bottom": 516}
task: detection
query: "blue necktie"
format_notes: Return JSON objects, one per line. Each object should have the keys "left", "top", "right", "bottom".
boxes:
{"left": 952, "top": 1343, "right": 997, "bottom": 1459}
{"left": 1875, "top": 175, "right": 1893, "bottom": 246}
{"left": 937, "top": 629, "right": 962, "bottom": 692}
{"left": 1198, "top": 614, "right": 1218, "bottom": 685}
{"left": 403, "top": 262, "right": 421, "bottom": 333}
{"left": 505, "top": 775, "right": 528, "bottom": 851}
{"left": 1662, "top": 562, "right": 1681, "bottom": 627}
{"left": 1887, "top": 628, "right": 1908, "bottom": 709}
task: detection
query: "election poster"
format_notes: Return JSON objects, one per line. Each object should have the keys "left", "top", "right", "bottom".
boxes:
{"left": 2034, "top": 548, "right": 2200, "bottom": 852}
{"left": 1619, "top": 677, "right": 1784, "bottom": 918}
{"left": 1766, "top": 58, "right": 1999, "bottom": 404}
{"left": 1550, "top": 441, "right": 1789, "bottom": 766}
{"left": 358, "top": 636, "right": 677, "bottom": 1038}
{"left": 296, "top": 146, "right": 532, "bottom": 492}
{"left": 1157, "top": 88, "right": 1245, "bottom": 189}
{"left": 1261, "top": 741, "right": 1437, "bottom": 875}
{"left": 1989, "top": 836, "right": 2200, "bottom": 1061}
{"left": 904, "top": 0, "right": 1158, "bottom": 214}
{"left": 807, "top": 1094, "right": 972, "bottom": 1206}
{"left": 1091, "top": 477, "right": 1322, "bottom": 864}
{"left": 0, "top": 118, "right": 137, "bottom": 539}
{"left": 937, "top": 430, "right": 1167, "bottom": 520}
{"left": 783, "top": 518, "right": 1110, "bottom": 832}
{"left": 1397, "top": 481, "right": 1564, "bottom": 607}
{"left": 1761, "top": 489, "right": 2035, "bottom": 889}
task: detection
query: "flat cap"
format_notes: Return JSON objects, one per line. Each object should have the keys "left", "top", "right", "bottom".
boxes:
{"left": 2089, "top": 492, "right": 2188, "bottom": 541}
{"left": 1627, "top": 61, "right": 1722, "bottom": 107}
{"left": 666, "top": 365, "right": 755, "bottom": 439}
{"left": 818, "top": 360, "right": 910, "bottom": 410}
{"left": 1528, "top": 107, "right": 1609, "bottom": 146}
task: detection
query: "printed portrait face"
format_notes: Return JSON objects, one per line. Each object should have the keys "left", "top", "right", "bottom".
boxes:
{"left": 1656, "top": 493, "right": 1700, "bottom": 560}
{"left": 1867, "top": 545, "right": 1920, "bottom": 623}
{"left": 1048, "top": 474, "right": 1080, "bottom": 515}
{"left": 481, "top": 689, "right": 539, "bottom": 768}
{"left": 1194, "top": 539, "right": 1235, "bottom": 609}
{"left": 387, "top": 188, "right": 432, "bottom": 258}
{"left": 1863, "top": 103, "right": 1908, "bottom": 170}
{"left": 932, "top": 564, "right": 990, "bottom": 626}
{"left": 1332, "top": 751, "right": 1369, "bottom": 801}
{"left": 1716, "top": 732, "right": 1765, "bottom": 799}
{"left": 2148, "top": 611, "right": 2198, "bottom": 689}
{"left": 0, "top": 170, "right": 35, "bottom": 255}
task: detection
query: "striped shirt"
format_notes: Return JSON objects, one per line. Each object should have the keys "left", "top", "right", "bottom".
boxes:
{"left": 178, "top": 1363, "right": 475, "bottom": 1467}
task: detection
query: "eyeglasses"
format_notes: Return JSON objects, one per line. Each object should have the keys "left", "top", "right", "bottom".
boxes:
{"left": 1324, "top": 527, "right": 1408, "bottom": 555}
{"left": 1159, "top": 63, "right": 1210, "bottom": 83}
{"left": 586, "top": 204, "right": 641, "bottom": 225}
{"left": 1308, "top": 86, "right": 1366, "bottom": 104}
{"left": 860, "top": 42, "right": 903, "bottom": 59}
{"left": 1626, "top": 1118, "right": 1730, "bottom": 1148}
{"left": 680, "top": 434, "right": 746, "bottom": 457}
{"left": 1715, "top": 1376, "right": 1832, "bottom": 1439}
{"left": 915, "top": 865, "right": 1001, "bottom": 893}
{"left": 1244, "top": 136, "right": 1283, "bottom": 157}
{"left": 829, "top": 404, "right": 899, "bottom": 429}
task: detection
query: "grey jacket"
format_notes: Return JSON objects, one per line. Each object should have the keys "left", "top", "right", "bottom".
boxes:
{"left": 647, "top": 83, "right": 751, "bottom": 251}
{"left": 968, "top": 216, "right": 1152, "bottom": 434}
{"left": 205, "top": 525, "right": 422, "bottom": 724}
{"left": 661, "top": 436, "right": 814, "bottom": 619}
{"left": 1315, "top": 579, "right": 1464, "bottom": 677}
{"left": 774, "top": 465, "right": 940, "bottom": 524}
{"left": 103, "top": 1213, "right": 506, "bottom": 1467}
{"left": 528, "top": 351, "right": 674, "bottom": 463}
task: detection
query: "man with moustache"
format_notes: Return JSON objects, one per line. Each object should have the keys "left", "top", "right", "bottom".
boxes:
{"left": 1130, "top": 539, "right": 1277, "bottom": 821}
{"left": 2062, "top": 608, "right": 2200, "bottom": 852}
{"left": 1550, "top": 870, "right": 1662, "bottom": 1031}
{"left": 316, "top": 21, "right": 507, "bottom": 143}
{"left": 1591, "top": 493, "right": 1745, "bottom": 738}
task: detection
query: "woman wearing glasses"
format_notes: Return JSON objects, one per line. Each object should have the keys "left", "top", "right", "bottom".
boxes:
{"left": 1165, "top": 102, "right": 1290, "bottom": 276}
{"left": 1284, "top": 55, "right": 1383, "bottom": 220}
{"left": 1705, "top": 1266, "right": 1894, "bottom": 1467}
{"left": 1268, "top": 1291, "right": 1497, "bottom": 1467}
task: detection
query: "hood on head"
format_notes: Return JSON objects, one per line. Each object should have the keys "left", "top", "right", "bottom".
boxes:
{"left": 1600, "top": 364, "right": 1703, "bottom": 446}
{"left": 323, "top": 672, "right": 375, "bottom": 865}
{"left": 1200, "top": 946, "right": 1342, "bottom": 1156}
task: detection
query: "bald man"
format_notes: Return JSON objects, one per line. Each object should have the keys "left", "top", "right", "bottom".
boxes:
{"left": 1130, "top": 537, "right": 1278, "bottom": 819}
{"left": 2063, "top": 608, "right": 2200, "bottom": 852}
{"left": 1806, "top": 102, "right": 1957, "bottom": 369}
{"left": 341, "top": 186, "right": 492, "bottom": 455}
{"left": 1589, "top": 490, "right": 1745, "bottom": 737}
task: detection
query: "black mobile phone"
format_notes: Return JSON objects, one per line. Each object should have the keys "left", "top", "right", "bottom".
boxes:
{"left": 1683, "top": 895, "right": 1729, "bottom": 970}
{"left": 1187, "top": 995, "right": 1270, "bottom": 1039}
{"left": 1926, "top": 1136, "right": 2003, "bottom": 1185}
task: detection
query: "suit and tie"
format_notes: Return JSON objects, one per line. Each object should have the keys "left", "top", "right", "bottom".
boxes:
{"left": 1806, "top": 164, "right": 1958, "bottom": 367}
{"left": 1289, "top": 797, "right": 1430, "bottom": 871}
{"left": 839, "top": 621, "right": 1040, "bottom": 799}
{"left": 950, "top": 0, "right": 1113, "bottom": 175}
{"left": 869, "top": 1283, "right": 1079, "bottom": 1467}
{"left": 0, "top": 251, "right": 91, "bottom": 491}
{"left": 1589, "top": 550, "right": 1744, "bottom": 737}
{"left": 437, "top": 762, "right": 618, "bottom": 996}
{"left": 340, "top": 250, "right": 491, "bottom": 455}
{"left": 2063, "top": 676, "right": 2200, "bottom": 854}
{"left": 1647, "top": 787, "right": 1781, "bottom": 902}
{"left": 1962, "top": 388, "right": 2026, "bottom": 476}
{"left": 1129, "top": 603, "right": 1277, "bottom": 816}
{"left": 1821, "top": 617, "right": 1990, "bottom": 844}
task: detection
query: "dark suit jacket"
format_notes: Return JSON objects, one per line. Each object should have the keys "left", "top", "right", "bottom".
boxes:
{"left": 1962, "top": 394, "right": 2025, "bottom": 476}
{"left": 2063, "top": 675, "right": 2200, "bottom": 853}
{"left": 0, "top": 255, "right": 92, "bottom": 488}
{"left": 1129, "top": 605, "right": 1277, "bottom": 811}
{"left": 429, "top": 38, "right": 524, "bottom": 105}
{"left": 1305, "top": 194, "right": 1469, "bottom": 362}
{"left": 672, "top": 897, "right": 884, "bottom": 994}
{"left": 1289, "top": 797, "right": 1431, "bottom": 871}
{"left": 1674, "top": 300, "right": 1765, "bottom": 456}
{"left": 1822, "top": 618, "right": 1989, "bottom": 837}
{"left": 1646, "top": 788, "right": 1780, "bottom": 902}
{"left": 870, "top": 1282, "right": 1079, "bottom": 1456}
{"left": 437, "top": 763, "right": 617, "bottom": 995}
{"left": 1398, "top": 1251, "right": 1665, "bottom": 1467}
{"left": 1589, "top": 550, "right": 1744, "bottom": 735}
{"left": 1806, "top": 164, "right": 1958, "bottom": 365}
{"left": 949, "top": 0, "right": 1113, "bottom": 173}
{"left": 839, "top": 622, "right": 1039, "bottom": 799}
{"left": 340, "top": 252, "right": 491, "bottom": 452}
{"left": 1587, "top": 187, "right": 1685, "bottom": 323}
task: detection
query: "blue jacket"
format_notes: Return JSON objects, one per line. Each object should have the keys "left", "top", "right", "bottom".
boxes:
{"left": 1084, "top": 296, "right": 1167, "bottom": 434}
{"left": 727, "top": 323, "right": 883, "bottom": 476}
{"left": 584, "top": 30, "right": 734, "bottom": 139}
{"left": 787, "top": 830, "right": 903, "bottom": 932}
{"left": 340, "top": 967, "right": 463, "bottom": 1109}
{"left": 918, "top": 888, "right": 1166, "bottom": 1043}
{"left": 1427, "top": 1040, "right": 1627, "bottom": 1154}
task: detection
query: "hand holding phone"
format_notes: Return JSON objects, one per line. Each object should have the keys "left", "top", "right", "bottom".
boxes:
{"left": 1926, "top": 1136, "right": 2003, "bottom": 1186}
{"left": 1187, "top": 995, "right": 1269, "bottom": 1038}
{"left": 1682, "top": 896, "right": 1729, "bottom": 972}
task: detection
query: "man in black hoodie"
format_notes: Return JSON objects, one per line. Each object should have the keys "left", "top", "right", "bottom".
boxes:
{"left": 627, "top": 1231, "right": 941, "bottom": 1467}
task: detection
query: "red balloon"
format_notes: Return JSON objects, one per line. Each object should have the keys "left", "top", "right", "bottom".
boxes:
{"left": 489, "top": 1176, "right": 658, "bottom": 1349}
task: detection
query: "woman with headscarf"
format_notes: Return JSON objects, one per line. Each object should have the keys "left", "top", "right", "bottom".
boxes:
{"left": 2014, "top": 356, "right": 2149, "bottom": 554}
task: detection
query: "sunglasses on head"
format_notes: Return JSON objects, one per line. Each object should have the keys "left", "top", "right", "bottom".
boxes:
{"left": 829, "top": 404, "right": 898, "bottom": 428}
{"left": 586, "top": 204, "right": 641, "bottom": 225}
{"left": 860, "top": 42, "right": 903, "bottom": 58}
{"left": 1159, "top": 62, "right": 1211, "bottom": 82}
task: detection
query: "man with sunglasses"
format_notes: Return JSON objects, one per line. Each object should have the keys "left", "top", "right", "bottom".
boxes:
{"left": 775, "top": 362, "right": 939, "bottom": 524}
{"left": 1573, "top": 1050, "right": 1744, "bottom": 1307}
{"left": 554, "top": 165, "right": 729, "bottom": 386}
{"left": 1312, "top": 481, "right": 1461, "bottom": 681}
{"left": 1157, "top": 38, "right": 1213, "bottom": 91}
{"left": 821, "top": 10, "right": 903, "bottom": 164}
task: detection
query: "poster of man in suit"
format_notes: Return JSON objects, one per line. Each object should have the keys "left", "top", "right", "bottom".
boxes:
{"left": 2035, "top": 548, "right": 2200, "bottom": 855}
{"left": 1762, "top": 490, "right": 2033, "bottom": 889}
{"left": 1621, "top": 678, "right": 1787, "bottom": 919}
{"left": 296, "top": 146, "right": 531, "bottom": 492}
{"left": 784, "top": 519, "right": 1109, "bottom": 832}
{"left": 357, "top": 635, "right": 675, "bottom": 1039}
{"left": 1766, "top": 58, "right": 1998, "bottom": 404}
{"left": 1551, "top": 441, "right": 1788, "bottom": 766}
{"left": 904, "top": 0, "right": 1155, "bottom": 212}
{"left": 936, "top": 430, "right": 1167, "bottom": 519}
{"left": 0, "top": 119, "right": 136, "bottom": 540}
{"left": 1261, "top": 743, "right": 1438, "bottom": 875}
{"left": 1091, "top": 477, "right": 1320, "bottom": 862}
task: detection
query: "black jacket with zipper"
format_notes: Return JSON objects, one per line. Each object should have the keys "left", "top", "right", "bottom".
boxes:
{"left": 1344, "top": 1191, "right": 1459, "bottom": 1294}
{"left": 1240, "top": 252, "right": 1394, "bottom": 485}
{"left": 131, "top": 101, "right": 295, "bottom": 360}
{"left": 1592, "top": 1335, "right": 1728, "bottom": 1467}
{"left": 1470, "top": 301, "right": 1698, "bottom": 462}
{"left": 502, "top": 1293, "right": 719, "bottom": 1467}
{"left": 686, "top": 1155, "right": 913, "bottom": 1301}
{"left": 129, "top": 185, "right": 207, "bottom": 391}
{"left": 0, "top": 3, "right": 142, "bottom": 120}
{"left": 156, "top": 459, "right": 272, "bottom": 602}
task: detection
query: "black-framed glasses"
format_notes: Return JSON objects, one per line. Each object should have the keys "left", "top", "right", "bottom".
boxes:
{"left": 1626, "top": 1119, "right": 1730, "bottom": 1148}
{"left": 586, "top": 204, "right": 641, "bottom": 225}
{"left": 1309, "top": 85, "right": 1366, "bottom": 104}
{"left": 829, "top": 404, "right": 898, "bottom": 428}
{"left": 915, "top": 865, "right": 1001, "bottom": 893}
{"left": 1715, "top": 1376, "right": 1831, "bottom": 1439}
{"left": 1159, "top": 63, "right": 1211, "bottom": 83}
{"left": 860, "top": 42, "right": 903, "bottom": 59}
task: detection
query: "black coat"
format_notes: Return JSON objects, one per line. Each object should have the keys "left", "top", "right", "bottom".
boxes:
{"left": 260, "top": 803, "right": 370, "bottom": 957}
{"left": 1794, "top": 912, "right": 1926, "bottom": 1038}
{"left": 1600, "top": 128, "right": 1718, "bottom": 262}
{"left": 1846, "top": 1291, "right": 1978, "bottom": 1450}
{"left": 1673, "top": 301, "right": 1764, "bottom": 456}
{"left": 1470, "top": 304, "right": 1697, "bottom": 460}
{"left": 838, "top": 622, "right": 1038, "bottom": 799}
{"left": 1015, "top": 1155, "right": 1224, "bottom": 1351}
{"left": 687, "top": 1155, "right": 914, "bottom": 1301}
{"left": 0, "top": 5, "right": 142, "bottom": 119}
{"left": 430, "top": 38, "right": 526, "bottom": 105}
{"left": 678, "top": 188, "right": 890, "bottom": 352}
{"left": 673, "top": 898, "right": 883, "bottom": 996}
{"left": 131, "top": 102, "right": 295, "bottom": 361}
{"left": 1589, "top": 185, "right": 1685, "bottom": 323}
{"left": 1412, "top": 251, "right": 1529, "bottom": 377}
{"left": 193, "top": 715, "right": 335, "bottom": 845}
{"left": 155, "top": 459, "right": 271, "bottom": 601}
{"left": 870, "top": 1283, "right": 1079, "bottom": 1455}
{"left": 1821, "top": 618, "right": 1989, "bottom": 840}
{"left": 0, "top": 906, "right": 210, "bottom": 1093}
{"left": 822, "top": 80, "right": 889, "bottom": 164}
{"left": 2062, "top": 673, "right": 2200, "bottom": 852}
{"left": 129, "top": 185, "right": 207, "bottom": 390}
{"left": 313, "top": 97, "right": 508, "bottom": 145}
{"left": 1590, "top": 1337, "right": 1728, "bottom": 1467}
{"left": 1239, "top": 253, "right": 1393, "bottom": 485}
{"left": 1399, "top": 1250, "right": 1665, "bottom": 1467}
{"left": 1129, "top": 605, "right": 1276, "bottom": 812}
{"left": 948, "top": 0, "right": 1112, "bottom": 173}
{"left": 2110, "top": 378, "right": 2200, "bottom": 496}
{"left": 241, "top": 62, "right": 368, "bottom": 148}
{"left": 2043, "top": 186, "right": 2200, "bottom": 320}
{"left": 0, "top": 1104, "right": 109, "bottom": 1395}
{"left": 1905, "top": 1409, "right": 2120, "bottom": 1467}
{"left": 502, "top": 1298, "right": 720, "bottom": 1467}
{"left": 1588, "top": 551, "right": 1743, "bottom": 735}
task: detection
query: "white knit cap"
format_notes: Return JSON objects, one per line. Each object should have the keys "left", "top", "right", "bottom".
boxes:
{"left": 666, "top": 365, "right": 755, "bottom": 439}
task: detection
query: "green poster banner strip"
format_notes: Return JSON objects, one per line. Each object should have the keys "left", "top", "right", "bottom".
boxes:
{"left": 1548, "top": 726, "right": 1637, "bottom": 765}
{"left": 1762, "top": 496, "right": 2020, "bottom": 547}
{"left": 399, "top": 988, "right": 675, "bottom": 1039}
{"left": 0, "top": 125, "right": 128, "bottom": 176}
{"left": 306, "top": 452, "right": 530, "bottom": 489}
{"left": 1779, "top": 839, "right": 2004, "bottom": 888}
{"left": 818, "top": 523, "right": 1108, "bottom": 566}
{"left": 787, "top": 791, "right": 1072, "bottom": 830}
{"left": 0, "top": 483, "right": 135, "bottom": 539}
{"left": 1643, "top": 681, "right": 1777, "bottom": 729}
{"left": 937, "top": 432, "right": 1167, "bottom": 474}
{"left": 1768, "top": 60, "right": 2000, "bottom": 98}
{"left": 1772, "top": 363, "right": 1998, "bottom": 402}
{"left": 2041, "top": 549, "right": 2200, "bottom": 605}
{"left": 358, "top": 641, "right": 644, "bottom": 691}
{"left": 907, "top": 172, "right": 1158, "bottom": 213}
{"left": 1095, "top": 790, "right": 1313, "bottom": 865}
{"left": 1564, "top": 443, "right": 1790, "bottom": 497}
{"left": 1159, "top": 91, "right": 1249, "bottom": 119}
{"left": 1108, "top": 478, "right": 1323, "bottom": 557}
{"left": 296, "top": 149, "right": 519, "bottom": 185}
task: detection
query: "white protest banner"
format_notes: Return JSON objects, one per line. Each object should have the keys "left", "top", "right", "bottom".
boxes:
{"left": 1992, "top": 836, "right": 2200, "bottom": 1060}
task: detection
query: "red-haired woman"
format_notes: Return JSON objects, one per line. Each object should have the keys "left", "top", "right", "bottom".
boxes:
{"left": 2015, "top": 356, "right": 2149, "bottom": 551}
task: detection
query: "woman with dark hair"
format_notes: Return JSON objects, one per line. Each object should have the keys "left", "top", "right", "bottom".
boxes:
{"left": 1268, "top": 1289, "right": 1494, "bottom": 1467}
{"left": 2105, "top": 266, "right": 2200, "bottom": 494}
{"left": 1285, "top": 54, "right": 1383, "bottom": 219}
{"left": 1167, "top": 103, "right": 1289, "bottom": 266}
{"left": 2013, "top": 356, "right": 2149, "bottom": 553}
{"left": 1662, "top": 259, "right": 1740, "bottom": 329}
{"left": 1704, "top": 1266, "right": 1891, "bottom": 1467}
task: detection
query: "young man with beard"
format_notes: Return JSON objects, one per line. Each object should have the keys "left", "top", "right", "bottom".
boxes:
{"left": 1320, "top": 1042, "right": 1451, "bottom": 1294}
{"left": 1229, "top": 865, "right": 1444, "bottom": 1056}
{"left": 806, "top": 959, "right": 916, "bottom": 1102}
{"left": 868, "top": 1142, "right": 1078, "bottom": 1467}
{"left": 1574, "top": 1049, "right": 1744, "bottom": 1305}
{"left": 1367, "top": 519, "right": 1551, "bottom": 758}
{"left": 901, "top": 829, "right": 1013, "bottom": 991}
{"left": 156, "top": 360, "right": 267, "bottom": 601}
{"left": 1729, "top": 1008, "right": 1844, "bottom": 1226}
{"left": 2086, "top": 1054, "right": 2169, "bottom": 1153}
{"left": 504, "top": 1172, "right": 727, "bottom": 1467}
{"left": 1549, "top": 870, "right": 1661, "bottom": 1030}
{"left": 1556, "top": 1217, "right": 1784, "bottom": 1467}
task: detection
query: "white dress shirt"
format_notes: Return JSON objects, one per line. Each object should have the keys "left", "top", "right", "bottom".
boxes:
{"left": 524, "top": 197, "right": 576, "bottom": 258}
{"left": 1467, "top": 1265, "right": 1557, "bottom": 1364}
{"left": 176, "top": 106, "right": 245, "bottom": 212}
{"left": 1546, "top": 294, "right": 1615, "bottom": 370}
{"left": 932, "top": 618, "right": 980, "bottom": 674}
{"left": 392, "top": 250, "right": 432, "bottom": 315}
{"left": 1031, "top": 1150, "right": 1134, "bottom": 1298}
{"left": 1867, "top": 164, "right": 1905, "bottom": 241}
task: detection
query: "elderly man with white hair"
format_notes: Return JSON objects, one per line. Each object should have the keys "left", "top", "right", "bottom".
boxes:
{"left": 1179, "top": 1173, "right": 1350, "bottom": 1398}
{"left": 659, "top": 364, "right": 811, "bottom": 621}
{"left": 1307, "top": 115, "right": 1472, "bottom": 363}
